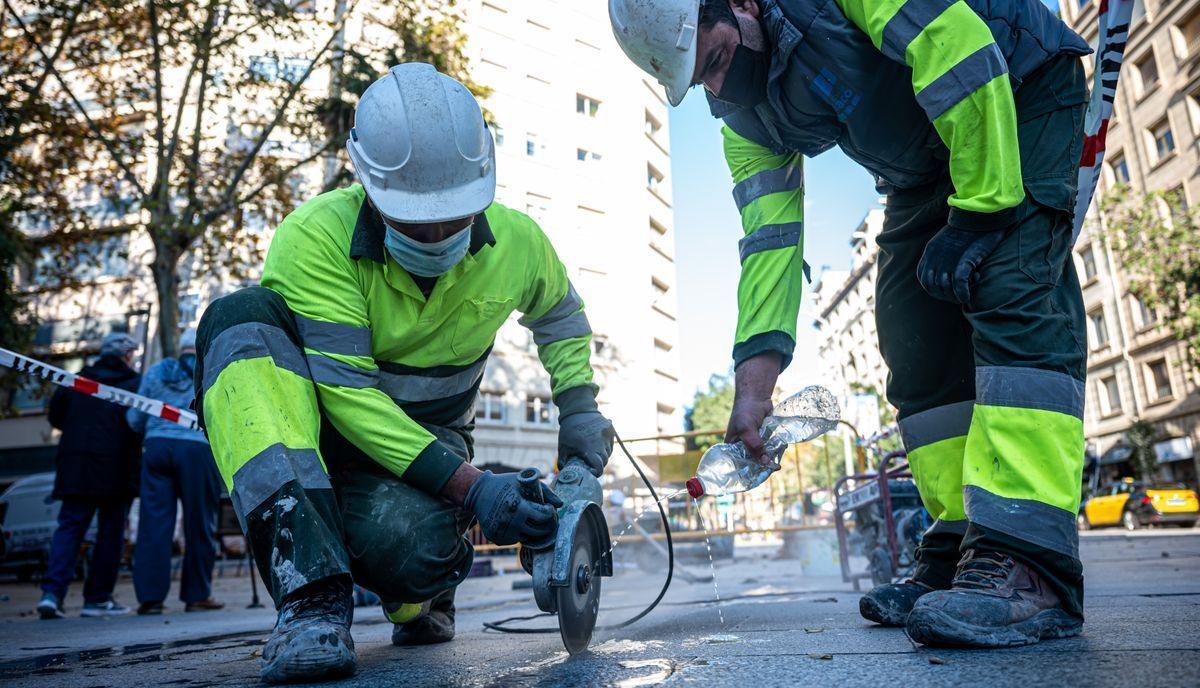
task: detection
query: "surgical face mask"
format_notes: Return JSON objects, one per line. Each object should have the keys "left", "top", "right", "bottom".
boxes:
{"left": 715, "top": 19, "right": 770, "bottom": 108}
{"left": 384, "top": 223, "right": 472, "bottom": 277}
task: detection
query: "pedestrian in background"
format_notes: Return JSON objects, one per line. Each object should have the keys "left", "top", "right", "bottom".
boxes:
{"left": 127, "top": 328, "right": 224, "bottom": 615}
{"left": 37, "top": 333, "right": 142, "bottom": 619}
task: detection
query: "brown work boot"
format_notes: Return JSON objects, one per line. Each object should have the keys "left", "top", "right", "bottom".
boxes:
{"left": 906, "top": 549, "right": 1082, "bottom": 648}
{"left": 185, "top": 598, "right": 225, "bottom": 612}
{"left": 860, "top": 579, "right": 936, "bottom": 626}
{"left": 391, "top": 588, "right": 456, "bottom": 646}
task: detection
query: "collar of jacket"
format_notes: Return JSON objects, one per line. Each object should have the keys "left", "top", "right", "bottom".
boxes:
{"left": 705, "top": 0, "right": 804, "bottom": 119}
{"left": 349, "top": 197, "right": 497, "bottom": 264}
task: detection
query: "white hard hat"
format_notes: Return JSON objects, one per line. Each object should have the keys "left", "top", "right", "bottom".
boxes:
{"left": 609, "top": 0, "right": 700, "bottom": 106}
{"left": 346, "top": 63, "right": 495, "bottom": 223}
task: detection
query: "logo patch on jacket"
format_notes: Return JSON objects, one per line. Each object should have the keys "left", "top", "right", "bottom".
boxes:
{"left": 810, "top": 68, "right": 860, "bottom": 122}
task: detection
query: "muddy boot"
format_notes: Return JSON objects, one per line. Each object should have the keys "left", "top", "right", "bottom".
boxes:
{"left": 860, "top": 579, "right": 936, "bottom": 626}
{"left": 261, "top": 577, "right": 356, "bottom": 684}
{"left": 391, "top": 588, "right": 456, "bottom": 646}
{"left": 906, "top": 550, "right": 1082, "bottom": 648}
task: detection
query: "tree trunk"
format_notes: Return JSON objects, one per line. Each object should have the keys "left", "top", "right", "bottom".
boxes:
{"left": 151, "top": 240, "right": 183, "bottom": 360}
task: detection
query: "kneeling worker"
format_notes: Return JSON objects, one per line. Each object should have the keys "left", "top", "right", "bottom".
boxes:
{"left": 194, "top": 63, "right": 614, "bottom": 683}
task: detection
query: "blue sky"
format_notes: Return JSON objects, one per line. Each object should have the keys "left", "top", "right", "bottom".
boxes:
{"left": 668, "top": 93, "right": 879, "bottom": 399}
{"left": 667, "top": 0, "right": 1061, "bottom": 401}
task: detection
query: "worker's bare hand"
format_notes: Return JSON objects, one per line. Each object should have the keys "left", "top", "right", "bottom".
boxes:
{"left": 726, "top": 352, "right": 782, "bottom": 463}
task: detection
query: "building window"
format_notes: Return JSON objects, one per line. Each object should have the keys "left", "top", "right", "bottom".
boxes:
{"left": 526, "top": 132, "right": 540, "bottom": 157}
{"left": 1131, "top": 293, "right": 1159, "bottom": 329}
{"left": 647, "top": 163, "right": 664, "bottom": 192}
{"left": 1109, "top": 153, "right": 1129, "bottom": 184}
{"left": 1134, "top": 50, "right": 1159, "bottom": 97}
{"left": 592, "top": 335, "right": 609, "bottom": 357}
{"left": 1149, "top": 119, "right": 1176, "bottom": 163}
{"left": 476, "top": 391, "right": 507, "bottom": 423}
{"left": 524, "top": 194, "right": 550, "bottom": 224}
{"left": 576, "top": 148, "right": 602, "bottom": 163}
{"left": 576, "top": 93, "right": 600, "bottom": 117}
{"left": 525, "top": 394, "right": 553, "bottom": 425}
{"left": 645, "top": 110, "right": 662, "bottom": 138}
{"left": 491, "top": 123, "right": 504, "bottom": 147}
{"left": 1188, "top": 88, "right": 1200, "bottom": 136}
{"left": 1088, "top": 308, "right": 1109, "bottom": 349}
{"left": 1099, "top": 375, "right": 1121, "bottom": 416}
{"left": 1079, "top": 245, "right": 1098, "bottom": 281}
{"left": 1145, "top": 359, "right": 1172, "bottom": 401}
{"left": 1176, "top": 8, "right": 1200, "bottom": 59}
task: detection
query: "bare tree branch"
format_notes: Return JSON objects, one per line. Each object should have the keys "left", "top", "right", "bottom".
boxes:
{"left": 1, "top": 0, "right": 147, "bottom": 200}
{"left": 147, "top": 0, "right": 166, "bottom": 195}
{"left": 235, "top": 135, "right": 342, "bottom": 208}
{"left": 206, "top": 0, "right": 358, "bottom": 223}
{"left": 161, "top": 0, "right": 219, "bottom": 210}
{"left": 183, "top": 22, "right": 217, "bottom": 220}
{"left": 0, "top": 3, "right": 83, "bottom": 152}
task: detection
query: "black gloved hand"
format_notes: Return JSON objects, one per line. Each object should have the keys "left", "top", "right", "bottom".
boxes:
{"left": 557, "top": 411, "right": 615, "bottom": 477}
{"left": 916, "top": 226, "right": 1007, "bottom": 304}
{"left": 464, "top": 470, "right": 563, "bottom": 548}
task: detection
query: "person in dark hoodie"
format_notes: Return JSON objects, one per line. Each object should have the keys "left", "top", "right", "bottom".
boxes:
{"left": 126, "top": 327, "right": 224, "bottom": 615}
{"left": 38, "top": 333, "right": 142, "bottom": 619}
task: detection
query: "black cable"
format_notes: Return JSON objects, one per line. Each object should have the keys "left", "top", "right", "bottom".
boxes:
{"left": 482, "top": 430, "right": 675, "bottom": 634}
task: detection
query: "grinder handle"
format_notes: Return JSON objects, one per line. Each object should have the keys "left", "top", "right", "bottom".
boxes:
{"left": 517, "top": 467, "right": 545, "bottom": 504}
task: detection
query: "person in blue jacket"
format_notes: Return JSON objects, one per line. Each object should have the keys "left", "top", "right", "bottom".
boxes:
{"left": 127, "top": 328, "right": 224, "bottom": 614}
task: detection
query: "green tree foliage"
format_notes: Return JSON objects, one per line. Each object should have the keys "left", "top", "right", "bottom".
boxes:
{"left": 683, "top": 373, "right": 734, "bottom": 451}
{"left": 1101, "top": 185, "right": 1200, "bottom": 371}
{"left": 1, "top": 0, "right": 481, "bottom": 357}
{"left": 1124, "top": 418, "right": 1158, "bottom": 482}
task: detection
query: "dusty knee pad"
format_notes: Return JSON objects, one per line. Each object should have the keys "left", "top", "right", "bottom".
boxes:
{"left": 337, "top": 467, "right": 473, "bottom": 603}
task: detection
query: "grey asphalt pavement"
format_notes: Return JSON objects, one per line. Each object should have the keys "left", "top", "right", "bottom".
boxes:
{"left": 1, "top": 528, "right": 1197, "bottom": 687}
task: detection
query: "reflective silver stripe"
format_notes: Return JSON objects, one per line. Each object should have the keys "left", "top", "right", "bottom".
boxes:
{"left": 738, "top": 222, "right": 803, "bottom": 264}
{"left": 306, "top": 353, "right": 379, "bottom": 389}
{"left": 377, "top": 358, "right": 488, "bottom": 404}
{"left": 230, "top": 443, "right": 330, "bottom": 525}
{"left": 880, "top": 0, "right": 955, "bottom": 63}
{"left": 964, "top": 485, "right": 1079, "bottom": 559}
{"left": 924, "top": 519, "right": 968, "bottom": 538}
{"left": 976, "top": 366, "right": 1085, "bottom": 419}
{"left": 294, "top": 314, "right": 372, "bottom": 357}
{"left": 899, "top": 400, "right": 974, "bottom": 453}
{"left": 915, "top": 44, "right": 1008, "bottom": 121}
{"left": 202, "top": 322, "right": 310, "bottom": 394}
{"left": 519, "top": 283, "right": 593, "bottom": 347}
{"left": 732, "top": 164, "right": 802, "bottom": 212}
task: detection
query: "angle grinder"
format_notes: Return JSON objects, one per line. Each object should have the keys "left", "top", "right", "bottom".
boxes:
{"left": 517, "top": 459, "right": 613, "bottom": 654}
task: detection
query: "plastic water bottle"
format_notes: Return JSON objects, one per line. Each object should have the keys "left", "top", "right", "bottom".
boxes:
{"left": 685, "top": 386, "right": 840, "bottom": 498}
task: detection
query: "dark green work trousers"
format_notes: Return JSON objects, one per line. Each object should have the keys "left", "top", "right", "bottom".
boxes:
{"left": 194, "top": 286, "right": 475, "bottom": 608}
{"left": 876, "top": 55, "right": 1089, "bottom": 615}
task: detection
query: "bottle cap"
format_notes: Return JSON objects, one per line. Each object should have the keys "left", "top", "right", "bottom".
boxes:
{"left": 685, "top": 478, "right": 704, "bottom": 498}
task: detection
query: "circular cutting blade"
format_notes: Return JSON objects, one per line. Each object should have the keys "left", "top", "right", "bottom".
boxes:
{"left": 556, "top": 517, "right": 602, "bottom": 654}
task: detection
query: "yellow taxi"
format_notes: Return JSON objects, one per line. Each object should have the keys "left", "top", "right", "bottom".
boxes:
{"left": 1079, "top": 478, "right": 1200, "bottom": 530}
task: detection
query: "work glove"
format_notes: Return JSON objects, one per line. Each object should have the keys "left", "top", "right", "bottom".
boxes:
{"left": 916, "top": 226, "right": 1007, "bottom": 304}
{"left": 557, "top": 411, "right": 615, "bottom": 477}
{"left": 464, "top": 470, "right": 563, "bottom": 548}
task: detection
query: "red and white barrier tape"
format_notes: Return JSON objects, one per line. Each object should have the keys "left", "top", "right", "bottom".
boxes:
{"left": 1073, "top": 0, "right": 1134, "bottom": 244}
{"left": 0, "top": 346, "right": 199, "bottom": 430}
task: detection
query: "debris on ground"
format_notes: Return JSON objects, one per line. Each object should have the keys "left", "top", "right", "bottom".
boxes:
{"left": 928, "top": 656, "right": 947, "bottom": 665}
{"left": 808, "top": 653, "right": 833, "bottom": 660}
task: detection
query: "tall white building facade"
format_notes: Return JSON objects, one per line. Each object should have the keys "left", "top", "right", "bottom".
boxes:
{"left": 0, "top": 0, "right": 683, "bottom": 481}
{"left": 463, "top": 0, "right": 684, "bottom": 474}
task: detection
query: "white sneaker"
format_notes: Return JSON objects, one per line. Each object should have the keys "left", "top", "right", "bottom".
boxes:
{"left": 81, "top": 599, "right": 131, "bottom": 617}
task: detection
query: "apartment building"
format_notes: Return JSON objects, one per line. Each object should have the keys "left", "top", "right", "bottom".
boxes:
{"left": 463, "top": 0, "right": 684, "bottom": 475}
{"left": 0, "top": 0, "right": 683, "bottom": 482}
{"left": 1063, "top": 0, "right": 1200, "bottom": 487}
{"left": 811, "top": 206, "right": 888, "bottom": 400}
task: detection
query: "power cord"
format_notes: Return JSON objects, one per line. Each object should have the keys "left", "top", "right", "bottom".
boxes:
{"left": 482, "top": 430, "right": 675, "bottom": 634}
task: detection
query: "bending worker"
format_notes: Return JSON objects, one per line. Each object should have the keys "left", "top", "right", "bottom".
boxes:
{"left": 611, "top": 0, "right": 1091, "bottom": 647}
{"left": 194, "top": 63, "right": 614, "bottom": 683}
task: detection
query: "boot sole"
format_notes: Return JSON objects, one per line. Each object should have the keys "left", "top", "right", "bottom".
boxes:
{"left": 907, "top": 606, "right": 1082, "bottom": 648}
{"left": 37, "top": 605, "right": 64, "bottom": 620}
{"left": 859, "top": 595, "right": 909, "bottom": 627}
{"left": 261, "top": 646, "right": 357, "bottom": 684}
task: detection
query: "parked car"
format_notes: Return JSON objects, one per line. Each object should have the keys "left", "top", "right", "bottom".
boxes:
{"left": 1079, "top": 478, "right": 1200, "bottom": 531}
{"left": 1, "top": 473, "right": 68, "bottom": 581}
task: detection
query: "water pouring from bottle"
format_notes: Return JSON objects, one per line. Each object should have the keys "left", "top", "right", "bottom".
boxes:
{"left": 686, "top": 385, "right": 840, "bottom": 498}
